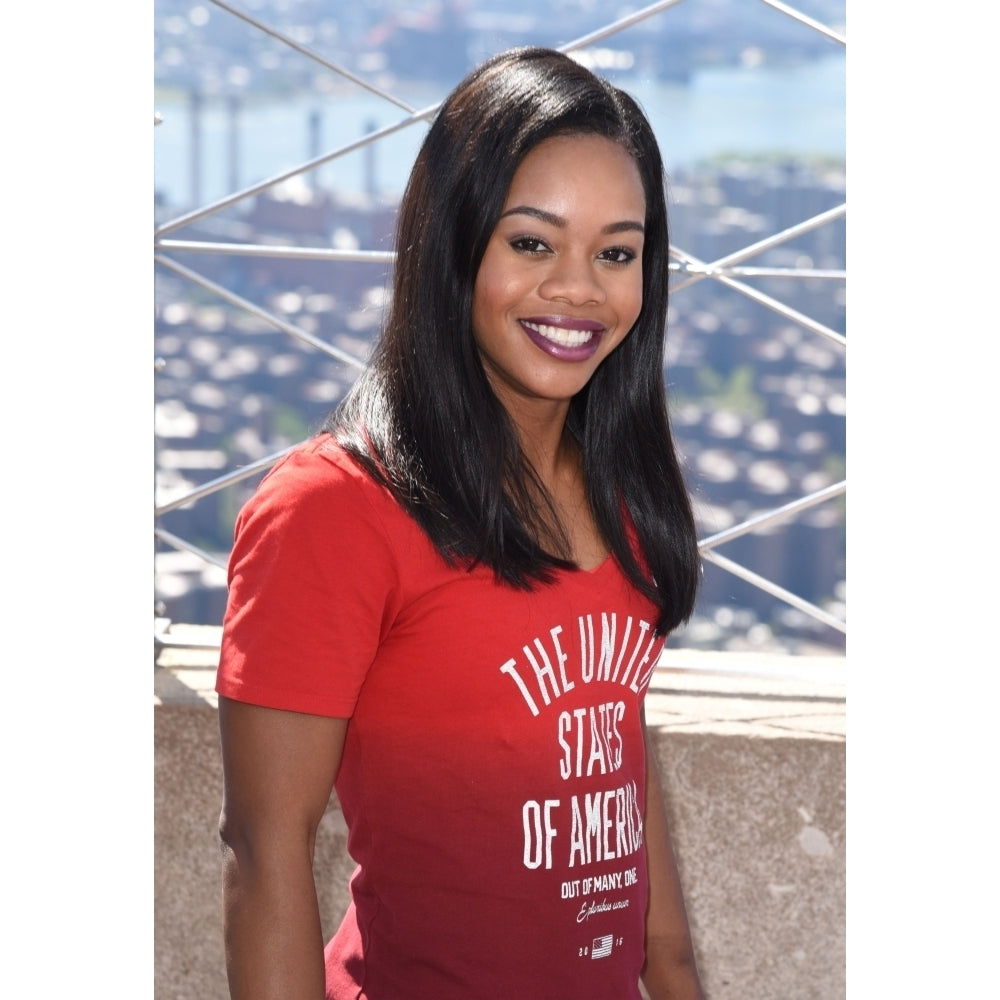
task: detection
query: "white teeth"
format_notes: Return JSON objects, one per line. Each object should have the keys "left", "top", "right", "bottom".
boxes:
{"left": 523, "top": 321, "right": 595, "bottom": 348}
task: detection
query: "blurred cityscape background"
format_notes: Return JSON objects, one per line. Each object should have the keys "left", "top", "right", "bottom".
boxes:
{"left": 154, "top": 0, "right": 846, "bottom": 654}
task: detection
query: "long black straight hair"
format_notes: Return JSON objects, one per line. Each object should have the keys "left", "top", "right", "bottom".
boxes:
{"left": 327, "top": 46, "right": 699, "bottom": 636}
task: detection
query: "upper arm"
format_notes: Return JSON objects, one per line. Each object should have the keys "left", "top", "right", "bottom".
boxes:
{"left": 217, "top": 699, "right": 349, "bottom": 1000}
{"left": 219, "top": 696, "right": 349, "bottom": 852}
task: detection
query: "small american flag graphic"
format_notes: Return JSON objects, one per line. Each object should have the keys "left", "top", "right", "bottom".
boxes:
{"left": 591, "top": 934, "right": 614, "bottom": 959}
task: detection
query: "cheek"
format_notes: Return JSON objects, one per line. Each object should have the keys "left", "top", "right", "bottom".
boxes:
{"left": 472, "top": 268, "right": 519, "bottom": 336}
{"left": 620, "top": 276, "right": 644, "bottom": 331}
{"left": 470, "top": 279, "right": 495, "bottom": 345}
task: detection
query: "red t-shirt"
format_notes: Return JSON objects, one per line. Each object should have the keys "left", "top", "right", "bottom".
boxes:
{"left": 217, "top": 435, "right": 666, "bottom": 999}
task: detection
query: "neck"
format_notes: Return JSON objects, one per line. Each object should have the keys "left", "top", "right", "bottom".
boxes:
{"left": 515, "top": 417, "right": 578, "bottom": 488}
{"left": 498, "top": 397, "right": 573, "bottom": 477}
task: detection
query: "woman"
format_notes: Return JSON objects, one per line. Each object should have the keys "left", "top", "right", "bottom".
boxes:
{"left": 217, "top": 47, "right": 704, "bottom": 1000}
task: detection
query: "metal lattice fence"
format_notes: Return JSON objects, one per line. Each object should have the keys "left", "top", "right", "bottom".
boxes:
{"left": 154, "top": 0, "right": 846, "bottom": 656}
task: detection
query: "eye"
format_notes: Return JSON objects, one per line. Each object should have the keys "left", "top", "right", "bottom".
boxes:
{"left": 509, "top": 235, "right": 551, "bottom": 255}
{"left": 598, "top": 246, "right": 638, "bottom": 265}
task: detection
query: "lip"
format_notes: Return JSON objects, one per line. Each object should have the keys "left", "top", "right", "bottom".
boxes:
{"left": 519, "top": 316, "right": 606, "bottom": 362}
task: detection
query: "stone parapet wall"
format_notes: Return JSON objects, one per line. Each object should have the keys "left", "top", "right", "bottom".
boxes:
{"left": 155, "top": 635, "right": 845, "bottom": 1000}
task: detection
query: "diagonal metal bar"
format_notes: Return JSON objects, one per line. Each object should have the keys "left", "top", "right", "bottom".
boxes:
{"left": 713, "top": 269, "right": 845, "bottom": 347}
{"left": 698, "top": 481, "right": 846, "bottom": 553}
{"left": 154, "top": 627, "right": 224, "bottom": 652}
{"left": 157, "top": 0, "right": 693, "bottom": 240}
{"left": 155, "top": 629, "right": 224, "bottom": 652}
{"left": 671, "top": 245, "right": 846, "bottom": 348}
{"left": 155, "top": 239, "right": 396, "bottom": 263}
{"left": 154, "top": 253, "right": 371, "bottom": 371}
{"left": 155, "top": 527, "right": 229, "bottom": 571}
{"left": 154, "top": 106, "right": 439, "bottom": 238}
{"left": 156, "top": 445, "right": 296, "bottom": 517}
{"left": 670, "top": 203, "right": 847, "bottom": 293}
{"left": 559, "top": 0, "right": 690, "bottom": 51}
{"left": 757, "top": 0, "right": 847, "bottom": 46}
{"left": 700, "top": 549, "right": 846, "bottom": 633}
{"left": 673, "top": 264, "right": 845, "bottom": 280}
{"left": 208, "top": 0, "right": 417, "bottom": 113}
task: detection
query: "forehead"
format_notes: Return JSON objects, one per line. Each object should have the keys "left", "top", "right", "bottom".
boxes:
{"left": 503, "top": 134, "right": 645, "bottom": 214}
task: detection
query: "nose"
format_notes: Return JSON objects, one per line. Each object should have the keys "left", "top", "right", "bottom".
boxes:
{"left": 537, "top": 253, "right": 606, "bottom": 306}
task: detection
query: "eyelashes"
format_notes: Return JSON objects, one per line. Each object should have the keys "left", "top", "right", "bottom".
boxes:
{"left": 597, "top": 246, "right": 637, "bottom": 265}
{"left": 508, "top": 235, "right": 638, "bottom": 265}
{"left": 509, "top": 236, "right": 549, "bottom": 254}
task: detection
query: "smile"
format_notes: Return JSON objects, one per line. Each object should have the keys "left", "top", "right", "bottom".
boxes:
{"left": 521, "top": 321, "right": 596, "bottom": 348}
{"left": 518, "top": 318, "right": 606, "bottom": 362}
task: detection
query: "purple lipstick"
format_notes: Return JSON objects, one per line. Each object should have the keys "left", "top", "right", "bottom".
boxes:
{"left": 519, "top": 316, "right": 605, "bottom": 361}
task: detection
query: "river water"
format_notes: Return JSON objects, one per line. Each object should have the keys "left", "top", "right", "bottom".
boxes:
{"left": 154, "top": 52, "right": 844, "bottom": 210}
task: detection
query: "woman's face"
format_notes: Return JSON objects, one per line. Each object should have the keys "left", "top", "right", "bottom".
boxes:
{"left": 471, "top": 133, "right": 646, "bottom": 422}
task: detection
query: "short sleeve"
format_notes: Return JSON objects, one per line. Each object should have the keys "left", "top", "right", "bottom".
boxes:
{"left": 215, "top": 441, "right": 402, "bottom": 718}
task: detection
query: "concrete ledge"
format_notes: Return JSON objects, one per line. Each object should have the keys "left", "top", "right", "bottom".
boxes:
{"left": 155, "top": 625, "right": 845, "bottom": 1000}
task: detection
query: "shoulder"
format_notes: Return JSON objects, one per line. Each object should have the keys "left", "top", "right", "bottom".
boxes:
{"left": 224, "top": 436, "right": 412, "bottom": 590}
{"left": 226, "top": 436, "right": 409, "bottom": 606}
{"left": 231, "top": 433, "right": 463, "bottom": 598}
{"left": 238, "top": 434, "right": 396, "bottom": 532}
{"left": 253, "top": 433, "right": 381, "bottom": 502}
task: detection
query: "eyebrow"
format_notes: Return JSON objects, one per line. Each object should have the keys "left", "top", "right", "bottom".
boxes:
{"left": 499, "top": 205, "right": 645, "bottom": 235}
